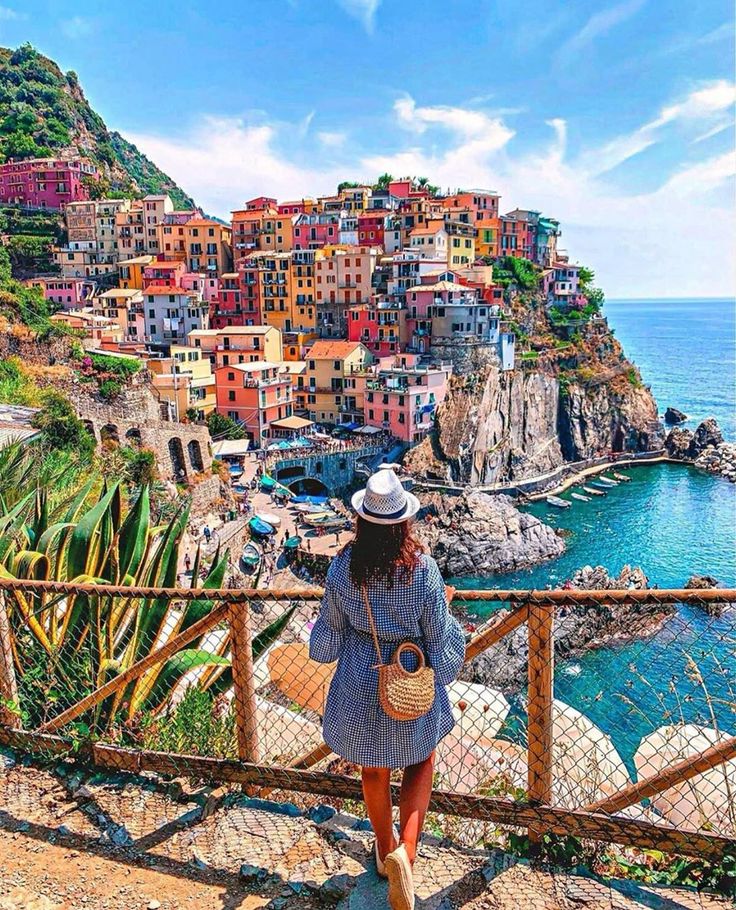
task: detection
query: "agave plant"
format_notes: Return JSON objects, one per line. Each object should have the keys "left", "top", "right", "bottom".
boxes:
{"left": 0, "top": 478, "right": 291, "bottom": 732}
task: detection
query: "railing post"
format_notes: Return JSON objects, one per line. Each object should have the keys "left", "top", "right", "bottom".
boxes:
{"left": 527, "top": 600, "right": 554, "bottom": 842}
{"left": 0, "top": 593, "right": 19, "bottom": 729}
{"left": 228, "top": 596, "right": 260, "bottom": 763}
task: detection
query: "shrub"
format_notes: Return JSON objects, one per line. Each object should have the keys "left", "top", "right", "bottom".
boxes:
{"left": 89, "top": 353, "right": 140, "bottom": 379}
{"left": 122, "top": 446, "right": 158, "bottom": 486}
{"left": 98, "top": 379, "right": 122, "bottom": 400}
{"left": 206, "top": 412, "right": 245, "bottom": 440}
{"left": 31, "top": 390, "right": 95, "bottom": 457}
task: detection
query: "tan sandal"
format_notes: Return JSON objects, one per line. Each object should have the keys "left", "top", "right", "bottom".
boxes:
{"left": 385, "top": 844, "right": 414, "bottom": 910}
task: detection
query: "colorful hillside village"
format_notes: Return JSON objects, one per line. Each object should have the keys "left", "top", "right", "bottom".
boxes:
{"left": 10, "top": 156, "right": 588, "bottom": 449}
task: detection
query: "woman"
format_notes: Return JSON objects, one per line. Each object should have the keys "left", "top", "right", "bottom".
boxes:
{"left": 309, "top": 467, "right": 465, "bottom": 910}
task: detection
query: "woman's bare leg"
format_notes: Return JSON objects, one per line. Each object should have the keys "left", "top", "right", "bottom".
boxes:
{"left": 361, "top": 766, "right": 397, "bottom": 861}
{"left": 398, "top": 751, "right": 435, "bottom": 865}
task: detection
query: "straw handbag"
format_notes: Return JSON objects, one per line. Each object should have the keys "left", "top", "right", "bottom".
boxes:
{"left": 362, "top": 585, "right": 435, "bottom": 721}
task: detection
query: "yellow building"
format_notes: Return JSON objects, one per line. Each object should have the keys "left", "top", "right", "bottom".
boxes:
{"left": 277, "top": 360, "right": 308, "bottom": 414}
{"left": 147, "top": 345, "right": 216, "bottom": 420}
{"left": 118, "top": 255, "right": 154, "bottom": 290}
{"left": 282, "top": 330, "right": 318, "bottom": 361}
{"left": 304, "top": 339, "right": 373, "bottom": 424}
{"left": 446, "top": 220, "right": 476, "bottom": 267}
{"left": 94, "top": 288, "right": 144, "bottom": 341}
{"left": 188, "top": 325, "right": 283, "bottom": 369}
{"left": 181, "top": 218, "right": 233, "bottom": 277}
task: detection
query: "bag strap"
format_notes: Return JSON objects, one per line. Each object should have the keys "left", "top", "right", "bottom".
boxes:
{"left": 361, "top": 583, "right": 384, "bottom": 667}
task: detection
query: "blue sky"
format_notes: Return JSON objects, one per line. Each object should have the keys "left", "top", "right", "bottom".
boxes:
{"left": 2, "top": 0, "right": 735, "bottom": 297}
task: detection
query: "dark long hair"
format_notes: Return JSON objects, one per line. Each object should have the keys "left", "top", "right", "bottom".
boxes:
{"left": 349, "top": 516, "right": 423, "bottom": 588}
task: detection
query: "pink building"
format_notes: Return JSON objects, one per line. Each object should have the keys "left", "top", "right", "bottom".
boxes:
{"left": 357, "top": 211, "right": 389, "bottom": 246}
{"left": 25, "top": 276, "right": 95, "bottom": 308}
{"left": 211, "top": 266, "right": 261, "bottom": 329}
{"left": 143, "top": 260, "right": 187, "bottom": 289}
{"left": 292, "top": 214, "right": 339, "bottom": 249}
{"left": 0, "top": 157, "right": 99, "bottom": 210}
{"left": 363, "top": 353, "right": 451, "bottom": 443}
{"left": 347, "top": 302, "right": 409, "bottom": 356}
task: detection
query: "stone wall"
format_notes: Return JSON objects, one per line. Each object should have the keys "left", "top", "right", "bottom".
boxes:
{"left": 71, "top": 385, "right": 213, "bottom": 481}
{"left": 429, "top": 339, "right": 499, "bottom": 375}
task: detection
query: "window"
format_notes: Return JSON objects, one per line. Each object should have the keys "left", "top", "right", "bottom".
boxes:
{"left": 148, "top": 308, "right": 155, "bottom": 318}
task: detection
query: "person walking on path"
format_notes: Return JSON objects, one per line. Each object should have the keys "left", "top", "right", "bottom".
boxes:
{"left": 309, "top": 467, "right": 464, "bottom": 910}
{"left": 202, "top": 525, "right": 211, "bottom": 544}
{"left": 184, "top": 553, "right": 192, "bottom": 574}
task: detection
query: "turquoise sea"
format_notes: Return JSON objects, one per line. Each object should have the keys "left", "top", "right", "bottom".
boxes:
{"left": 454, "top": 298, "right": 736, "bottom": 766}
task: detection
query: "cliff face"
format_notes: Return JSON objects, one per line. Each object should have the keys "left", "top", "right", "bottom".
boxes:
{"left": 405, "top": 300, "right": 663, "bottom": 485}
{"left": 415, "top": 491, "right": 565, "bottom": 576}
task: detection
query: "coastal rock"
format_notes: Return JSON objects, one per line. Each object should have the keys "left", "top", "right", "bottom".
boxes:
{"left": 664, "top": 407, "right": 687, "bottom": 424}
{"left": 685, "top": 575, "right": 728, "bottom": 616}
{"left": 405, "top": 349, "right": 663, "bottom": 487}
{"left": 464, "top": 565, "right": 672, "bottom": 691}
{"left": 688, "top": 417, "right": 723, "bottom": 457}
{"left": 415, "top": 491, "right": 565, "bottom": 576}
{"left": 664, "top": 426, "right": 693, "bottom": 459}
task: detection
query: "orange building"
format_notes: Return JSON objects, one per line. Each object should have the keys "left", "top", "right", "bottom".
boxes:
{"left": 214, "top": 361, "right": 294, "bottom": 448}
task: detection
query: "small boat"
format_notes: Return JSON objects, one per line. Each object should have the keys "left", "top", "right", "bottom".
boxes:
{"left": 228, "top": 464, "right": 244, "bottom": 478}
{"left": 300, "top": 510, "right": 333, "bottom": 523}
{"left": 613, "top": 472, "right": 631, "bottom": 482}
{"left": 283, "top": 536, "right": 301, "bottom": 550}
{"left": 599, "top": 476, "right": 619, "bottom": 485}
{"left": 256, "top": 511, "right": 281, "bottom": 529}
{"left": 249, "top": 516, "right": 275, "bottom": 537}
{"left": 260, "top": 474, "right": 276, "bottom": 490}
{"left": 291, "top": 494, "right": 329, "bottom": 505}
{"left": 294, "top": 502, "right": 327, "bottom": 513}
{"left": 589, "top": 481, "right": 611, "bottom": 491}
{"left": 304, "top": 513, "right": 347, "bottom": 529}
{"left": 583, "top": 485, "right": 606, "bottom": 496}
{"left": 241, "top": 542, "right": 261, "bottom": 571}
{"left": 546, "top": 496, "right": 571, "bottom": 509}
{"left": 571, "top": 492, "right": 591, "bottom": 502}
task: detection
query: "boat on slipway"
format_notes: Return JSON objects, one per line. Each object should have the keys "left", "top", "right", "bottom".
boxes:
{"left": 304, "top": 512, "right": 348, "bottom": 529}
{"left": 583, "top": 485, "right": 607, "bottom": 496}
{"left": 249, "top": 516, "right": 276, "bottom": 537}
{"left": 613, "top": 472, "right": 631, "bottom": 482}
{"left": 589, "top": 481, "right": 613, "bottom": 491}
{"left": 546, "top": 495, "right": 571, "bottom": 509}
{"left": 241, "top": 542, "right": 261, "bottom": 572}
{"left": 599, "top": 476, "right": 619, "bottom": 486}
{"left": 571, "top": 492, "right": 591, "bottom": 502}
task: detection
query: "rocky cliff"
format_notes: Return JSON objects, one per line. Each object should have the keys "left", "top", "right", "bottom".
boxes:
{"left": 405, "top": 299, "right": 663, "bottom": 485}
{"left": 415, "top": 490, "right": 565, "bottom": 576}
{"left": 463, "top": 565, "right": 668, "bottom": 691}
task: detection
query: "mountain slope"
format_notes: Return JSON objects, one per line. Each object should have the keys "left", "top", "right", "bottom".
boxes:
{"left": 0, "top": 43, "right": 194, "bottom": 209}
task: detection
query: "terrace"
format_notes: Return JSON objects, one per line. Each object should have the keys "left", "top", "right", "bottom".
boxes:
{"left": 0, "top": 578, "right": 733, "bottom": 903}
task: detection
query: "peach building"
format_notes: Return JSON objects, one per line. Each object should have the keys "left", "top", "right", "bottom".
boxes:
{"left": 188, "top": 325, "right": 283, "bottom": 369}
{"left": 214, "top": 361, "right": 294, "bottom": 448}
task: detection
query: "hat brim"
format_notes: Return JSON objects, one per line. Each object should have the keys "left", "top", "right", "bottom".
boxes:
{"left": 350, "top": 488, "right": 421, "bottom": 525}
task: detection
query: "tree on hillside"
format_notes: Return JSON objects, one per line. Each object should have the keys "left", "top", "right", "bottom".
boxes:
{"left": 337, "top": 180, "right": 360, "bottom": 192}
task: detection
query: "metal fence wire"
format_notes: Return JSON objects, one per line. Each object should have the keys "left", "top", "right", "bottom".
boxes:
{"left": 0, "top": 578, "right": 734, "bottom": 864}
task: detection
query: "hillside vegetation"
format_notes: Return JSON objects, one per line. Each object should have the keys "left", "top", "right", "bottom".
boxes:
{"left": 0, "top": 43, "right": 194, "bottom": 208}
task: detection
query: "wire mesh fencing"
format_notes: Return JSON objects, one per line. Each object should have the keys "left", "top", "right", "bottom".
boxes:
{"left": 0, "top": 579, "right": 734, "bottom": 865}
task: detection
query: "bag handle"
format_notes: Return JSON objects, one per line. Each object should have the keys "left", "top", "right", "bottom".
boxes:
{"left": 393, "top": 641, "right": 426, "bottom": 672}
{"left": 361, "top": 583, "right": 384, "bottom": 668}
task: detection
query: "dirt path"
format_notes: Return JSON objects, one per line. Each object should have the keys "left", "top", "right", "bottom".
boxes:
{"left": 0, "top": 829, "right": 273, "bottom": 910}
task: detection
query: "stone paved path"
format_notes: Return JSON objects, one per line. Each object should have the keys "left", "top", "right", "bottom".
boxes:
{"left": 0, "top": 751, "right": 730, "bottom": 910}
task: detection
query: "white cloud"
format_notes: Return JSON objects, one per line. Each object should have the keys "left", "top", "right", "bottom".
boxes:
{"left": 318, "top": 130, "right": 347, "bottom": 148}
{"left": 61, "top": 15, "right": 94, "bottom": 38}
{"left": 125, "top": 86, "right": 736, "bottom": 298}
{"left": 558, "top": 0, "right": 645, "bottom": 57}
{"left": 0, "top": 5, "right": 23, "bottom": 19}
{"left": 579, "top": 80, "right": 736, "bottom": 176}
{"left": 337, "top": 0, "right": 381, "bottom": 34}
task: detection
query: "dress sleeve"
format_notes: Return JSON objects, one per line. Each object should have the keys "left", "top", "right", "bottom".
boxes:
{"left": 309, "top": 562, "right": 348, "bottom": 664}
{"left": 419, "top": 557, "right": 466, "bottom": 686}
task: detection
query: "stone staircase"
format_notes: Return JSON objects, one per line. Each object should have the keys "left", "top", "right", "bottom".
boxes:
{"left": 0, "top": 749, "right": 729, "bottom": 910}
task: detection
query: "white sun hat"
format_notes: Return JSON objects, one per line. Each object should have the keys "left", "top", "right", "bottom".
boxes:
{"left": 351, "top": 465, "right": 421, "bottom": 525}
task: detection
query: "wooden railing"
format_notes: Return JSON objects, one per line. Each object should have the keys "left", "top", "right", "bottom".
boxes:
{"left": 0, "top": 579, "right": 734, "bottom": 862}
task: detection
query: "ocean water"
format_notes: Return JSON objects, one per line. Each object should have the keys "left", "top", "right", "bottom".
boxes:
{"left": 453, "top": 298, "right": 736, "bottom": 765}
{"left": 605, "top": 298, "right": 736, "bottom": 440}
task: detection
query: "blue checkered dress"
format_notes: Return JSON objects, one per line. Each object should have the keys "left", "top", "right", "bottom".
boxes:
{"left": 309, "top": 547, "right": 465, "bottom": 769}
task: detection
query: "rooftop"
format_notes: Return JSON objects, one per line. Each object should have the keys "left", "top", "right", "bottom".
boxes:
{"left": 99, "top": 288, "right": 142, "bottom": 299}
{"left": 305, "top": 339, "right": 365, "bottom": 359}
